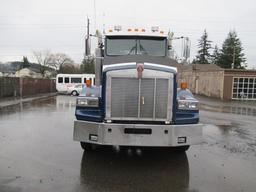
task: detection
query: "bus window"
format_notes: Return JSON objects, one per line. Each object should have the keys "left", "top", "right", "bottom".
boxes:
{"left": 58, "top": 77, "right": 63, "bottom": 83}
{"left": 64, "top": 77, "right": 70, "bottom": 83}
{"left": 89, "top": 78, "right": 92, "bottom": 85}
{"left": 93, "top": 77, "right": 95, "bottom": 85}
{"left": 71, "top": 77, "right": 82, "bottom": 83}
{"left": 84, "top": 78, "right": 87, "bottom": 83}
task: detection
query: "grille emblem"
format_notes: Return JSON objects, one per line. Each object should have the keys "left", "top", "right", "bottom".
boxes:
{"left": 141, "top": 96, "right": 145, "bottom": 105}
{"left": 136, "top": 63, "right": 144, "bottom": 78}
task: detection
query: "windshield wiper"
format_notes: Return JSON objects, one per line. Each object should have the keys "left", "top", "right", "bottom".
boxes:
{"left": 138, "top": 42, "right": 148, "bottom": 55}
{"left": 128, "top": 45, "right": 136, "bottom": 55}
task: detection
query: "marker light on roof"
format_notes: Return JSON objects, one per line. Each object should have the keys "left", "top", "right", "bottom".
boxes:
{"left": 141, "top": 29, "right": 146, "bottom": 32}
{"left": 114, "top": 25, "right": 122, "bottom": 31}
{"left": 128, "top": 29, "right": 132, "bottom": 32}
{"left": 160, "top": 31, "right": 164, "bottom": 34}
{"left": 134, "top": 29, "right": 139, "bottom": 32}
{"left": 108, "top": 29, "right": 113, "bottom": 32}
{"left": 151, "top": 26, "right": 159, "bottom": 32}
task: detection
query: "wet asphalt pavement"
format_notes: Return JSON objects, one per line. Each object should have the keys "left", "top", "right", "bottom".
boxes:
{"left": 0, "top": 95, "right": 256, "bottom": 192}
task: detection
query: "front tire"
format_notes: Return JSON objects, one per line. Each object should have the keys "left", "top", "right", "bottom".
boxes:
{"left": 71, "top": 90, "right": 78, "bottom": 96}
{"left": 80, "top": 142, "right": 93, "bottom": 151}
{"left": 175, "top": 145, "right": 190, "bottom": 152}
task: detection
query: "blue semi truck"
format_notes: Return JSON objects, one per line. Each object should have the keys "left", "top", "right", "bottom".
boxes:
{"left": 73, "top": 26, "right": 203, "bottom": 152}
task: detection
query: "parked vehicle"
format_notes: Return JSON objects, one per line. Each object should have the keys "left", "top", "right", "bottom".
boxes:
{"left": 56, "top": 74, "right": 95, "bottom": 94}
{"left": 73, "top": 26, "right": 203, "bottom": 152}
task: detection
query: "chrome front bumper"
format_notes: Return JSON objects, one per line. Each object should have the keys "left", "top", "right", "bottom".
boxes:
{"left": 73, "top": 120, "right": 203, "bottom": 147}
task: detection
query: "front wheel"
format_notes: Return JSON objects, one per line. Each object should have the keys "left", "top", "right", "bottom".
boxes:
{"left": 80, "top": 142, "right": 93, "bottom": 151}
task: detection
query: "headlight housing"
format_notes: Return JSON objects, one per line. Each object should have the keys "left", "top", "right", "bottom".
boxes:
{"left": 178, "top": 100, "right": 199, "bottom": 110}
{"left": 76, "top": 97, "right": 99, "bottom": 107}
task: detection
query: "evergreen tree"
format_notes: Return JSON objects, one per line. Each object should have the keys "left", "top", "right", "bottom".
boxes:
{"left": 193, "top": 30, "right": 212, "bottom": 64}
{"left": 21, "top": 56, "right": 30, "bottom": 69}
{"left": 218, "top": 31, "right": 246, "bottom": 69}
{"left": 80, "top": 56, "right": 95, "bottom": 74}
{"left": 211, "top": 45, "right": 220, "bottom": 64}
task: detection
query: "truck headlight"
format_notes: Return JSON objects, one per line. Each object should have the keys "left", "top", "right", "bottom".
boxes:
{"left": 178, "top": 100, "right": 199, "bottom": 110}
{"left": 76, "top": 97, "right": 99, "bottom": 107}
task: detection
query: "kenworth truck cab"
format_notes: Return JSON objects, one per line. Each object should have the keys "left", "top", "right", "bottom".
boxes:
{"left": 73, "top": 26, "right": 203, "bottom": 152}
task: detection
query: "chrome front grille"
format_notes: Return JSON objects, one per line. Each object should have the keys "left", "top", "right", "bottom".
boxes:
{"left": 107, "top": 74, "right": 172, "bottom": 122}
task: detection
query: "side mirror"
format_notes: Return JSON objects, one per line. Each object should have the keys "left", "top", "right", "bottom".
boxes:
{"left": 167, "top": 31, "right": 174, "bottom": 50}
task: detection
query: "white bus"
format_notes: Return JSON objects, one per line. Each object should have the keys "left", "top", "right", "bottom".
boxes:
{"left": 56, "top": 74, "right": 95, "bottom": 94}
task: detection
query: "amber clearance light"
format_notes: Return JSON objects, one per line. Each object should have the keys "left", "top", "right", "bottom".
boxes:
{"left": 181, "top": 82, "right": 188, "bottom": 89}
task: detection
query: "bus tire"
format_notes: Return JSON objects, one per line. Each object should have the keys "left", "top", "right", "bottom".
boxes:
{"left": 71, "top": 90, "right": 78, "bottom": 96}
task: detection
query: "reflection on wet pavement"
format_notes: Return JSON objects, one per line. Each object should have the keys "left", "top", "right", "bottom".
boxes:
{"left": 200, "top": 103, "right": 256, "bottom": 116}
{"left": 80, "top": 147, "right": 189, "bottom": 192}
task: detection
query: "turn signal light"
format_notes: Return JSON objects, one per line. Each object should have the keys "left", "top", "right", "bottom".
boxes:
{"left": 181, "top": 82, "right": 188, "bottom": 89}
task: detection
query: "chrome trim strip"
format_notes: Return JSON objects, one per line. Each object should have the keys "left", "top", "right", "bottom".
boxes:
{"left": 138, "top": 78, "right": 141, "bottom": 118}
{"left": 103, "top": 62, "right": 177, "bottom": 74}
{"left": 105, "top": 75, "right": 112, "bottom": 119}
{"left": 153, "top": 78, "right": 157, "bottom": 119}
{"left": 144, "top": 62, "right": 177, "bottom": 73}
{"left": 167, "top": 78, "right": 173, "bottom": 122}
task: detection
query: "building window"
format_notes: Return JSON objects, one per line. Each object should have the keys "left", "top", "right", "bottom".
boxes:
{"left": 64, "top": 77, "right": 69, "bottom": 83}
{"left": 58, "top": 77, "right": 63, "bottom": 83}
{"left": 71, "top": 77, "right": 81, "bottom": 83}
{"left": 232, "top": 77, "right": 256, "bottom": 100}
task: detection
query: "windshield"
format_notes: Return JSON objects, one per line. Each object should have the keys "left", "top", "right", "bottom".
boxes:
{"left": 106, "top": 36, "right": 167, "bottom": 57}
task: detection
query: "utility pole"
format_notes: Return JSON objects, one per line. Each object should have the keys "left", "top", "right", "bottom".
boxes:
{"left": 232, "top": 46, "right": 236, "bottom": 69}
{"left": 94, "top": 0, "right": 97, "bottom": 28}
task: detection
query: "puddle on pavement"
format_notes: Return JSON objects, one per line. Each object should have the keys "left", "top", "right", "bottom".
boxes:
{"left": 0, "top": 96, "right": 76, "bottom": 117}
{"left": 203, "top": 123, "right": 256, "bottom": 157}
{"left": 200, "top": 103, "right": 256, "bottom": 117}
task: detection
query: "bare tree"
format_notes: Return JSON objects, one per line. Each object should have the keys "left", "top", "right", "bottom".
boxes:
{"left": 59, "top": 63, "right": 81, "bottom": 74}
{"left": 33, "top": 50, "right": 54, "bottom": 77}
{"left": 50, "top": 53, "right": 74, "bottom": 72}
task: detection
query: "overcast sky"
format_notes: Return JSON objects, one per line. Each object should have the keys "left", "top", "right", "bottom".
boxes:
{"left": 0, "top": 0, "right": 255, "bottom": 68}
